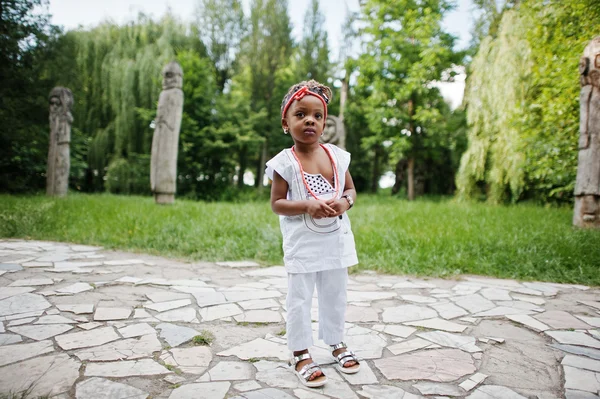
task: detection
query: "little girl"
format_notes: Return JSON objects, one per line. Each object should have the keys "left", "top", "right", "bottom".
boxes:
{"left": 266, "top": 79, "right": 360, "bottom": 387}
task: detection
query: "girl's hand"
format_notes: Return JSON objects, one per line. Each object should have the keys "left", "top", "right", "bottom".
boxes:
{"left": 306, "top": 200, "right": 336, "bottom": 219}
{"left": 325, "top": 198, "right": 350, "bottom": 217}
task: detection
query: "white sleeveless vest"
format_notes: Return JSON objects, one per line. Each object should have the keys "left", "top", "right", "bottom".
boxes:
{"left": 266, "top": 144, "right": 358, "bottom": 273}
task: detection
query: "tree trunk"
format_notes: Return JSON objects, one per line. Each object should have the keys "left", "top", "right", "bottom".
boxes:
{"left": 257, "top": 140, "right": 268, "bottom": 193}
{"left": 391, "top": 158, "right": 406, "bottom": 195}
{"left": 407, "top": 157, "right": 415, "bottom": 201}
{"left": 237, "top": 146, "right": 247, "bottom": 188}
{"left": 371, "top": 145, "right": 381, "bottom": 193}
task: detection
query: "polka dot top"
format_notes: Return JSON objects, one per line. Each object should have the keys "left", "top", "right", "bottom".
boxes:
{"left": 304, "top": 172, "right": 335, "bottom": 195}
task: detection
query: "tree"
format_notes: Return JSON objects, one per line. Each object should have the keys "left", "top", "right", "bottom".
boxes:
{"left": 58, "top": 14, "right": 206, "bottom": 193}
{"left": 457, "top": 0, "right": 600, "bottom": 203}
{"left": 356, "top": 0, "right": 462, "bottom": 199}
{"left": 194, "top": 0, "right": 246, "bottom": 91}
{"left": 242, "top": 0, "right": 294, "bottom": 191}
{"left": 294, "top": 0, "right": 330, "bottom": 83}
{"left": 0, "top": 0, "right": 59, "bottom": 192}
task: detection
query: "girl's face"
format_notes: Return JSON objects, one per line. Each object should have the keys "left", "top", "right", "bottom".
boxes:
{"left": 282, "top": 95, "right": 326, "bottom": 145}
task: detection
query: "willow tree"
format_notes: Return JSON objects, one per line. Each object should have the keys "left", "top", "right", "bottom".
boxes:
{"left": 457, "top": 0, "right": 600, "bottom": 203}
{"left": 66, "top": 15, "right": 205, "bottom": 192}
{"left": 456, "top": 10, "right": 530, "bottom": 203}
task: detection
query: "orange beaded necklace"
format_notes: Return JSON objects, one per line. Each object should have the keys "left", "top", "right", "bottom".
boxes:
{"left": 291, "top": 144, "right": 339, "bottom": 200}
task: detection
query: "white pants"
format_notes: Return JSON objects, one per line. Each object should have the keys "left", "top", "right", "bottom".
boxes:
{"left": 286, "top": 268, "right": 348, "bottom": 351}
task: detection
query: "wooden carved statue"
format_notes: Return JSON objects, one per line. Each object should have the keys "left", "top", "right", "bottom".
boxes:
{"left": 319, "top": 79, "right": 348, "bottom": 149}
{"left": 47, "top": 87, "right": 73, "bottom": 197}
{"left": 320, "top": 115, "right": 346, "bottom": 149}
{"left": 574, "top": 37, "right": 600, "bottom": 228}
{"left": 150, "top": 61, "right": 184, "bottom": 204}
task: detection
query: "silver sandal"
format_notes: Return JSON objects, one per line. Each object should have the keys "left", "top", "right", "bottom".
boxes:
{"left": 331, "top": 342, "right": 361, "bottom": 374}
{"left": 289, "top": 352, "right": 327, "bottom": 388}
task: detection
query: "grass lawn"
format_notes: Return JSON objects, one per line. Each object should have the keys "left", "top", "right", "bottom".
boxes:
{"left": 0, "top": 193, "right": 598, "bottom": 285}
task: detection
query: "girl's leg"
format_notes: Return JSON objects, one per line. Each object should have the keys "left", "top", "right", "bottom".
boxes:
{"left": 316, "top": 267, "right": 358, "bottom": 370}
{"left": 286, "top": 272, "right": 316, "bottom": 351}
{"left": 287, "top": 272, "right": 325, "bottom": 383}
{"left": 316, "top": 268, "right": 348, "bottom": 346}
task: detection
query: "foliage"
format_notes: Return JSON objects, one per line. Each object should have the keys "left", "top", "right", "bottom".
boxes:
{"left": 1, "top": 193, "right": 598, "bottom": 285}
{"left": 458, "top": 0, "right": 600, "bottom": 203}
{"left": 0, "top": 0, "right": 58, "bottom": 192}
{"left": 294, "top": 0, "right": 330, "bottom": 83}
{"left": 354, "top": 0, "right": 465, "bottom": 197}
{"left": 194, "top": 0, "right": 246, "bottom": 91}
{"left": 241, "top": 0, "right": 294, "bottom": 188}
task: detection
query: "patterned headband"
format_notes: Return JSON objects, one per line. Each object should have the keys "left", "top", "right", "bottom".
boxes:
{"left": 280, "top": 85, "right": 329, "bottom": 120}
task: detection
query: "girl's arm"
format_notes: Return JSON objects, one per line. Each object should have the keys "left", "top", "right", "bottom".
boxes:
{"left": 270, "top": 171, "right": 335, "bottom": 218}
{"left": 326, "top": 169, "right": 356, "bottom": 216}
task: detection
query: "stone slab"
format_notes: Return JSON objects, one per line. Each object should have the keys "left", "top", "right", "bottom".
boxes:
{"left": 545, "top": 331, "right": 600, "bottom": 349}
{"left": 202, "top": 360, "right": 254, "bottom": 380}
{"left": 0, "top": 293, "right": 51, "bottom": 317}
{"left": 550, "top": 344, "right": 600, "bottom": 360}
{"left": 234, "top": 310, "right": 282, "bottom": 323}
{"left": 535, "top": 311, "right": 592, "bottom": 330}
{"left": 562, "top": 355, "right": 600, "bottom": 373}
{"left": 156, "top": 323, "right": 199, "bottom": 347}
{"left": 564, "top": 366, "right": 600, "bottom": 393}
{"left": 56, "top": 282, "right": 95, "bottom": 294}
{"left": 36, "top": 314, "right": 77, "bottom": 324}
{"left": 94, "top": 307, "right": 132, "bottom": 321}
{"left": 0, "top": 287, "right": 36, "bottom": 300}
{"left": 9, "top": 323, "right": 73, "bottom": 340}
{"left": 168, "top": 382, "right": 231, "bottom": 399}
{"left": 466, "top": 385, "right": 527, "bottom": 398}
{"left": 414, "top": 381, "right": 465, "bottom": 396}
{"left": 374, "top": 348, "right": 475, "bottom": 381}
{"left": 0, "top": 353, "right": 80, "bottom": 397}
{"left": 118, "top": 323, "right": 156, "bottom": 338}
{"left": 0, "top": 340, "right": 54, "bottom": 366}
{"left": 0, "top": 333, "right": 22, "bottom": 345}
{"left": 145, "top": 299, "right": 191, "bottom": 312}
{"left": 75, "top": 334, "right": 162, "bottom": 361}
{"left": 218, "top": 338, "right": 288, "bottom": 361}
{"left": 8, "top": 278, "right": 55, "bottom": 287}
{"left": 57, "top": 303, "right": 95, "bottom": 314}
{"left": 506, "top": 314, "right": 550, "bottom": 332}
{"left": 55, "top": 326, "right": 120, "bottom": 350}
{"left": 85, "top": 359, "right": 172, "bottom": 377}
{"left": 382, "top": 305, "right": 438, "bottom": 323}
{"left": 155, "top": 307, "right": 199, "bottom": 323}
{"left": 76, "top": 377, "right": 148, "bottom": 399}
{"left": 200, "top": 303, "right": 243, "bottom": 321}
{"left": 418, "top": 331, "right": 482, "bottom": 353}
{"left": 161, "top": 346, "right": 212, "bottom": 374}
{"left": 404, "top": 318, "right": 467, "bottom": 333}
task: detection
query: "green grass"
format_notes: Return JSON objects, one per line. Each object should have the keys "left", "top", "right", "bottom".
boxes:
{"left": 0, "top": 193, "right": 598, "bottom": 285}
{"left": 192, "top": 330, "right": 215, "bottom": 346}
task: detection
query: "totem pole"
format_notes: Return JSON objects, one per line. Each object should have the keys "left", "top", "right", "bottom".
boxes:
{"left": 574, "top": 37, "right": 600, "bottom": 228}
{"left": 320, "top": 77, "right": 348, "bottom": 149}
{"left": 150, "top": 61, "right": 184, "bottom": 204}
{"left": 46, "top": 87, "right": 73, "bottom": 197}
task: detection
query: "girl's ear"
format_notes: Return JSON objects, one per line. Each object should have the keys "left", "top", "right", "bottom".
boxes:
{"left": 281, "top": 118, "right": 289, "bottom": 134}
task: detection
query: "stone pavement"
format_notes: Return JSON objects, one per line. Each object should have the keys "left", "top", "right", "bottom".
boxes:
{"left": 0, "top": 240, "right": 599, "bottom": 399}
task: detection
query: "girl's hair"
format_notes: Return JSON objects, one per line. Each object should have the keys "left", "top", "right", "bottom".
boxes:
{"left": 280, "top": 79, "right": 333, "bottom": 117}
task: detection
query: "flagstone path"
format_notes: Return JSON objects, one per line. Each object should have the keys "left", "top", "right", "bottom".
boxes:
{"left": 0, "top": 239, "right": 599, "bottom": 399}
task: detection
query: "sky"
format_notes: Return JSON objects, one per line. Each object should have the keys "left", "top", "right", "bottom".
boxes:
{"left": 47, "top": 0, "right": 474, "bottom": 107}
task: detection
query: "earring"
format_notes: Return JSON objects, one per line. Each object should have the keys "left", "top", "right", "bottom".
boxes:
{"left": 283, "top": 128, "right": 289, "bottom": 134}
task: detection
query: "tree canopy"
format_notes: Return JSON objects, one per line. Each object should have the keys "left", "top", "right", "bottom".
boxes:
{"left": 2, "top": 0, "right": 598, "bottom": 204}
